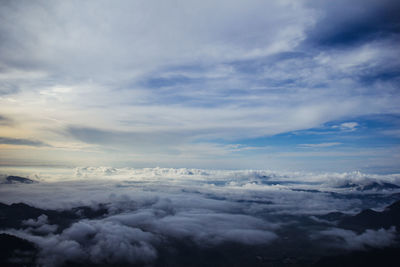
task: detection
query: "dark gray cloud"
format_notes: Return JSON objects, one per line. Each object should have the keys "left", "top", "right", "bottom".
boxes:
{"left": 66, "top": 126, "right": 188, "bottom": 151}
{"left": 0, "top": 137, "right": 49, "bottom": 147}
{"left": 306, "top": 0, "right": 400, "bottom": 47}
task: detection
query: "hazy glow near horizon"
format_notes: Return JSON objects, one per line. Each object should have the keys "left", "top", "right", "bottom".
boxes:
{"left": 0, "top": 0, "right": 399, "bottom": 172}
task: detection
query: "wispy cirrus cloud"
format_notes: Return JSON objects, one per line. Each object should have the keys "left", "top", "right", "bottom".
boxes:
{"left": 0, "top": 137, "right": 50, "bottom": 147}
{"left": 299, "top": 142, "right": 342, "bottom": 148}
{"left": 0, "top": 0, "right": 399, "bottom": 170}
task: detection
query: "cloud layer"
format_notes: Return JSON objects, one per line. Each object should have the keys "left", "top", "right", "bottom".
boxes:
{"left": 1, "top": 167, "right": 400, "bottom": 266}
{"left": 0, "top": 0, "right": 399, "bottom": 170}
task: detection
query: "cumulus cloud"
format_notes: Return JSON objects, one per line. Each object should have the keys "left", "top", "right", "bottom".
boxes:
{"left": 64, "top": 220, "right": 157, "bottom": 264}
{"left": 22, "top": 215, "right": 58, "bottom": 235}
{"left": 5, "top": 220, "right": 158, "bottom": 266}
{"left": 23, "top": 214, "right": 49, "bottom": 227}
{"left": 1, "top": 167, "right": 400, "bottom": 265}
{"left": 4, "top": 230, "right": 87, "bottom": 267}
{"left": 4, "top": 196, "right": 277, "bottom": 266}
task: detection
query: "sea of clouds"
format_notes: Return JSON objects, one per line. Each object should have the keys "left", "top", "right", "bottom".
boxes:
{"left": 1, "top": 167, "right": 400, "bottom": 266}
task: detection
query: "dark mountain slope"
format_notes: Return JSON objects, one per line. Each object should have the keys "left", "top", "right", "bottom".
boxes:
{"left": 338, "top": 199, "right": 400, "bottom": 231}
{"left": 0, "top": 233, "right": 37, "bottom": 267}
{"left": 0, "top": 202, "right": 108, "bottom": 231}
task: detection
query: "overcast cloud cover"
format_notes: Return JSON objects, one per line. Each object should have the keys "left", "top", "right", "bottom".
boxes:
{"left": 0, "top": 0, "right": 399, "bottom": 171}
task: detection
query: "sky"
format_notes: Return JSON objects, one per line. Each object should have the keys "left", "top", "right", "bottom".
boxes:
{"left": 0, "top": 0, "right": 399, "bottom": 172}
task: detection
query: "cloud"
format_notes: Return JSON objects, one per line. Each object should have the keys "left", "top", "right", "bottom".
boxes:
{"left": 6, "top": 210, "right": 276, "bottom": 266}
{"left": 3, "top": 230, "right": 87, "bottom": 267}
{"left": 306, "top": 0, "right": 400, "bottom": 47}
{"left": 0, "top": 0, "right": 314, "bottom": 78}
{"left": 2, "top": 167, "right": 400, "bottom": 265}
{"left": 315, "top": 227, "right": 397, "bottom": 250}
{"left": 63, "top": 220, "right": 158, "bottom": 264}
{"left": 0, "top": 115, "right": 13, "bottom": 126}
{"left": 23, "top": 214, "right": 49, "bottom": 227}
{"left": 65, "top": 126, "right": 189, "bottom": 151}
{"left": 5, "top": 219, "right": 158, "bottom": 266}
{"left": 22, "top": 214, "right": 58, "bottom": 235}
{"left": 2, "top": 167, "right": 400, "bottom": 215}
{"left": 332, "top": 122, "right": 359, "bottom": 132}
{"left": 299, "top": 142, "right": 342, "bottom": 148}
{"left": 107, "top": 210, "right": 278, "bottom": 246}
{"left": 0, "top": 1, "right": 399, "bottom": 169}
{"left": 0, "top": 137, "right": 50, "bottom": 147}
{"left": 3, "top": 192, "right": 278, "bottom": 266}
